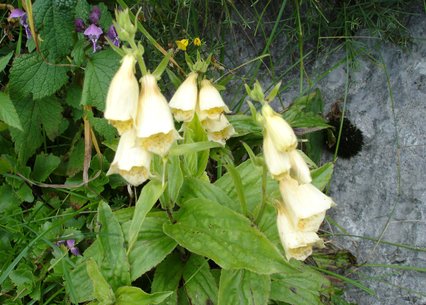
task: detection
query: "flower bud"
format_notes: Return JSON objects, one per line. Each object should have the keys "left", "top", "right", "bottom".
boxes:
{"left": 107, "top": 129, "right": 151, "bottom": 186}
{"left": 104, "top": 55, "right": 139, "bottom": 135}
{"left": 169, "top": 72, "right": 198, "bottom": 122}
{"left": 279, "top": 176, "right": 334, "bottom": 232}
{"left": 276, "top": 206, "right": 324, "bottom": 261}
{"left": 263, "top": 132, "right": 291, "bottom": 180}
{"left": 262, "top": 104, "right": 297, "bottom": 152}
{"left": 198, "top": 79, "right": 230, "bottom": 121}
{"left": 135, "top": 74, "right": 180, "bottom": 156}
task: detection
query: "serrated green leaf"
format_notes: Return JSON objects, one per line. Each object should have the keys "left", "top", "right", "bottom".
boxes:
{"left": 0, "top": 92, "right": 22, "bottom": 130}
{"left": 163, "top": 198, "right": 294, "bottom": 275}
{"left": 182, "top": 255, "right": 218, "bottom": 305}
{"left": 218, "top": 269, "right": 270, "bottom": 305}
{"left": 152, "top": 252, "right": 185, "bottom": 305}
{"left": 97, "top": 3, "right": 113, "bottom": 31}
{"left": 81, "top": 49, "right": 120, "bottom": 111}
{"left": 86, "top": 258, "right": 115, "bottom": 305}
{"left": 123, "top": 212, "right": 177, "bottom": 281}
{"left": 75, "top": 0, "right": 90, "bottom": 20}
{"left": 127, "top": 181, "right": 163, "bottom": 253}
{"left": 9, "top": 95, "right": 66, "bottom": 163}
{"left": 89, "top": 115, "right": 117, "bottom": 141}
{"left": 0, "top": 51, "right": 13, "bottom": 73}
{"left": 97, "top": 201, "right": 131, "bottom": 290}
{"left": 311, "top": 162, "right": 334, "bottom": 191}
{"left": 9, "top": 52, "right": 69, "bottom": 101}
{"left": 33, "top": 0, "right": 76, "bottom": 60}
{"left": 32, "top": 153, "right": 61, "bottom": 182}
{"left": 116, "top": 286, "right": 173, "bottom": 305}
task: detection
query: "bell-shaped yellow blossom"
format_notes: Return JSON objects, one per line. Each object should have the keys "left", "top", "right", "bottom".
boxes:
{"left": 261, "top": 104, "right": 297, "bottom": 152}
{"left": 198, "top": 79, "right": 230, "bottom": 121}
{"left": 107, "top": 129, "right": 151, "bottom": 186}
{"left": 288, "top": 150, "right": 312, "bottom": 184}
{"left": 263, "top": 131, "right": 291, "bottom": 180}
{"left": 202, "top": 115, "right": 235, "bottom": 145}
{"left": 169, "top": 72, "right": 198, "bottom": 122}
{"left": 276, "top": 206, "right": 324, "bottom": 261}
{"left": 279, "top": 176, "right": 334, "bottom": 232}
{"left": 135, "top": 74, "right": 180, "bottom": 156}
{"left": 104, "top": 55, "right": 139, "bottom": 135}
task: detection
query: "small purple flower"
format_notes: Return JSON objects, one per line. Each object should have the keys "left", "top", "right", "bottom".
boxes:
{"left": 56, "top": 239, "right": 81, "bottom": 256}
{"left": 89, "top": 6, "right": 101, "bottom": 25}
{"left": 106, "top": 25, "right": 120, "bottom": 47}
{"left": 75, "top": 18, "right": 86, "bottom": 33}
{"left": 9, "top": 9, "right": 31, "bottom": 39}
{"left": 84, "top": 24, "right": 103, "bottom": 53}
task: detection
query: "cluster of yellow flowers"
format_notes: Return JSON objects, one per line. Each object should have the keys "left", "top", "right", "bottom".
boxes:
{"left": 176, "top": 37, "right": 202, "bottom": 51}
{"left": 169, "top": 72, "right": 235, "bottom": 145}
{"left": 104, "top": 55, "right": 234, "bottom": 186}
{"left": 261, "top": 104, "right": 334, "bottom": 261}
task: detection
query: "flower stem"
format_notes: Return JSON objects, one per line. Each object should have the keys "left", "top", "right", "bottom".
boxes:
{"left": 129, "top": 39, "right": 147, "bottom": 75}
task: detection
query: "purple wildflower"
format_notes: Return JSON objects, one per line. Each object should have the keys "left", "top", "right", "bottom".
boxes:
{"left": 89, "top": 6, "right": 101, "bottom": 25}
{"left": 75, "top": 18, "right": 86, "bottom": 33}
{"left": 9, "top": 9, "right": 31, "bottom": 39}
{"left": 56, "top": 239, "right": 81, "bottom": 256}
{"left": 106, "top": 25, "right": 120, "bottom": 47}
{"left": 84, "top": 24, "right": 103, "bottom": 53}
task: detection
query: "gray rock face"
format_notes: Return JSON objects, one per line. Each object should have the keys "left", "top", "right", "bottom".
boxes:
{"left": 313, "top": 15, "right": 426, "bottom": 305}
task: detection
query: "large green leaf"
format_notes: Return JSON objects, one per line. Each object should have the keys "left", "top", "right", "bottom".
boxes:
{"left": 81, "top": 49, "right": 120, "bottom": 111}
{"left": 163, "top": 198, "right": 294, "bottom": 275}
{"left": 218, "top": 269, "right": 270, "bottom": 305}
{"left": 86, "top": 259, "right": 115, "bottom": 305}
{"left": 33, "top": 0, "right": 76, "bottom": 60}
{"left": 182, "top": 255, "right": 218, "bottom": 305}
{"left": 9, "top": 97, "right": 64, "bottom": 163}
{"left": 123, "top": 212, "right": 177, "bottom": 281}
{"left": 0, "top": 92, "right": 22, "bottom": 130}
{"left": 127, "top": 180, "right": 164, "bottom": 253}
{"left": 9, "top": 52, "right": 69, "bottom": 101}
{"left": 67, "top": 262, "right": 94, "bottom": 303}
{"left": 152, "top": 252, "right": 185, "bottom": 305}
{"left": 97, "top": 202, "right": 131, "bottom": 290}
{"left": 116, "top": 286, "right": 173, "bottom": 305}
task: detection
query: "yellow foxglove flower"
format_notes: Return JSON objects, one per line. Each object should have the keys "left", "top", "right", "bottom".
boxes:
{"left": 202, "top": 115, "right": 235, "bottom": 145}
{"left": 276, "top": 206, "right": 324, "bottom": 261}
{"left": 261, "top": 104, "right": 297, "bottom": 152}
{"left": 279, "top": 176, "right": 334, "bottom": 232}
{"left": 169, "top": 72, "right": 198, "bottom": 122}
{"left": 263, "top": 131, "right": 291, "bottom": 180}
{"left": 135, "top": 74, "right": 180, "bottom": 156}
{"left": 104, "top": 55, "right": 139, "bottom": 134}
{"left": 176, "top": 39, "right": 189, "bottom": 51}
{"left": 107, "top": 129, "right": 151, "bottom": 186}
{"left": 288, "top": 149, "right": 312, "bottom": 184}
{"left": 198, "top": 79, "right": 230, "bottom": 121}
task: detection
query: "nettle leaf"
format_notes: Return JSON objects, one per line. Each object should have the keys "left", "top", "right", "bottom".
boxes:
{"left": 0, "top": 92, "right": 22, "bottom": 130}
{"left": 9, "top": 97, "right": 64, "bottom": 164}
{"left": 163, "top": 198, "right": 294, "bottom": 275}
{"left": 82, "top": 49, "right": 120, "bottom": 111}
{"left": 182, "top": 255, "right": 218, "bottom": 305}
{"left": 9, "top": 52, "right": 69, "bottom": 101}
{"left": 123, "top": 212, "right": 177, "bottom": 281}
{"left": 33, "top": 0, "right": 77, "bottom": 60}
{"left": 218, "top": 269, "right": 270, "bottom": 305}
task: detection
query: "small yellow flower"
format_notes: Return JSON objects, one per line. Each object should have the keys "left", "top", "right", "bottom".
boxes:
{"left": 193, "top": 37, "right": 201, "bottom": 46}
{"left": 176, "top": 39, "right": 189, "bottom": 51}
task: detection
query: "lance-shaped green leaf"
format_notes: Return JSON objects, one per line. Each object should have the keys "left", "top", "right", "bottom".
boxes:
{"left": 311, "top": 162, "right": 334, "bottom": 191}
{"left": 182, "top": 116, "right": 209, "bottom": 177}
{"left": 0, "top": 92, "right": 22, "bottom": 130}
{"left": 152, "top": 252, "right": 185, "bottom": 305}
{"left": 163, "top": 198, "right": 295, "bottom": 274}
{"left": 97, "top": 202, "right": 131, "bottom": 290}
{"left": 169, "top": 141, "right": 221, "bottom": 156}
{"left": 127, "top": 180, "right": 164, "bottom": 253}
{"left": 0, "top": 51, "right": 13, "bottom": 73}
{"left": 86, "top": 259, "right": 115, "bottom": 305}
{"left": 115, "top": 286, "right": 173, "bottom": 305}
{"left": 218, "top": 269, "right": 270, "bottom": 305}
{"left": 123, "top": 212, "right": 177, "bottom": 281}
{"left": 182, "top": 255, "right": 218, "bottom": 305}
